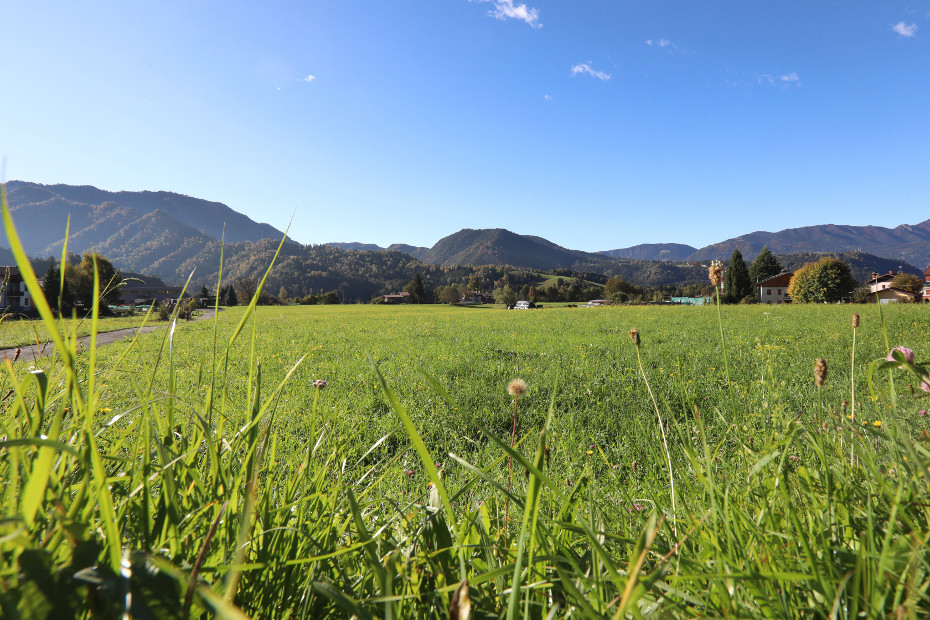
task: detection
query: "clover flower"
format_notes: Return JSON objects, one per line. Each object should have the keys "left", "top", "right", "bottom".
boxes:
{"left": 886, "top": 347, "right": 915, "bottom": 365}
{"left": 312, "top": 379, "right": 328, "bottom": 389}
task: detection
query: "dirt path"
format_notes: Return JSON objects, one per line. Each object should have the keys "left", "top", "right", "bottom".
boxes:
{"left": 0, "top": 309, "right": 217, "bottom": 363}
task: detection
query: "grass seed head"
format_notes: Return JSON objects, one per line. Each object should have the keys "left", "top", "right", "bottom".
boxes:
{"left": 708, "top": 260, "right": 724, "bottom": 287}
{"left": 628, "top": 328, "right": 640, "bottom": 347}
{"left": 507, "top": 378, "right": 527, "bottom": 397}
{"left": 311, "top": 379, "right": 328, "bottom": 389}
{"left": 814, "top": 358, "right": 828, "bottom": 387}
{"left": 852, "top": 313, "right": 860, "bottom": 328}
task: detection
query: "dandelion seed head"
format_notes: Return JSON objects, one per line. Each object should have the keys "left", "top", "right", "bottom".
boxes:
{"left": 507, "top": 378, "right": 528, "bottom": 397}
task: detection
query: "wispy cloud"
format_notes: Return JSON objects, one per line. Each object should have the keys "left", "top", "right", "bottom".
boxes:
{"left": 471, "top": 0, "right": 541, "bottom": 28}
{"left": 304, "top": 75, "right": 316, "bottom": 83}
{"left": 892, "top": 21, "right": 918, "bottom": 37}
{"left": 571, "top": 63, "right": 611, "bottom": 81}
{"left": 645, "top": 38, "right": 692, "bottom": 55}
{"left": 543, "top": 94, "right": 554, "bottom": 102}
{"left": 756, "top": 72, "right": 801, "bottom": 87}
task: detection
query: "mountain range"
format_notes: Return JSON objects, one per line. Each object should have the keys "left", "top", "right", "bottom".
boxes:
{"left": 3, "top": 181, "right": 929, "bottom": 295}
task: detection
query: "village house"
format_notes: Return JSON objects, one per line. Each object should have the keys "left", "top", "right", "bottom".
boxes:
{"left": 382, "top": 291, "right": 411, "bottom": 304}
{"left": 755, "top": 272, "right": 793, "bottom": 304}
{"left": 923, "top": 266, "right": 930, "bottom": 302}
{"left": 0, "top": 267, "right": 33, "bottom": 311}
{"left": 461, "top": 290, "right": 494, "bottom": 304}
{"left": 864, "top": 271, "right": 897, "bottom": 294}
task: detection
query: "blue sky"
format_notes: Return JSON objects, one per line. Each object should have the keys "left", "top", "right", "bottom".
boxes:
{"left": 2, "top": 1, "right": 928, "bottom": 252}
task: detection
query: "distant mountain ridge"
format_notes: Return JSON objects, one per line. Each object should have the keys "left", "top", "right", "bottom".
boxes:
{"left": 3, "top": 181, "right": 286, "bottom": 283}
{"left": 687, "top": 221, "right": 930, "bottom": 268}
{"left": 5, "top": 180, "right": 930, "bottom": 295}
{"left": 600, "top": 243, "right": 696, "bottom": 261}
{"left": 6, "top": 181, "right": 283, "bottom": 244}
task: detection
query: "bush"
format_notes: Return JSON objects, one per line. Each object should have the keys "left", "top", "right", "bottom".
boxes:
{"left": 787, "top": 256, "right": 857, "bottom": 303}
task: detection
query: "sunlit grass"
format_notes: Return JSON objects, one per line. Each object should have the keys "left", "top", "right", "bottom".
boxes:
{"left": 2, "top": 181, "right": 930, "bottom": 616}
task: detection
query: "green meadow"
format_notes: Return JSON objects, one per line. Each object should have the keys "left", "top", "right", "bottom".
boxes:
{"left": 3, "top": 292, "right": 930, "bottom": 618}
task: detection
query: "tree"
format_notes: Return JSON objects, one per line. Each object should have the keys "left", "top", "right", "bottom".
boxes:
{"left": 749, "top": 246, "right": 782, "bottom": 283}
{"left": 235, "top": 277, "right": 257, "bottom": 305}
{"left": 200, "top": 284, "right": 210, "bottom": 298}
{"left": 467, "top": 275, "right": 482, "bottom": 292}
{"left": 223, "top": 284, "right": 238, "bottom": 306}
{"left": 787, "top": 256, "right": 858, "bottom": 303}
{"left": 891, "top": 272, "right": 923, "bottom": 294}
{"left": 528, "top": 285, "right": 537, "bottom": 302}
{"left": 497, "top": 285, "right": 517, "bottom": 307}
{"left": 64, "top": 253, "right": 122, "bottom": 310}
{"left": 604, "top": 276, "right": 639, "bottom": 302}
{"left": 321, "top": 291, "right": 340, "bottom": 304}
{"left": 41, "top": 262, "right": 73, "bottom": 314}
{"left": 404, "top": 274, "right": 427, "bottom": 303}
{"left": 724, "top": 249, "right": 753, "bottom": 303}
{"left": 438, "top": 286, "right": 461, "bottom": 304}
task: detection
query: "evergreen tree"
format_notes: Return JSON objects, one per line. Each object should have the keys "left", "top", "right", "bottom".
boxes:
{"left": 404, "top": 274, "right": 427, "bottom": 303}
{"left": 224, "top": 285, "right": 238, "bottom": 306}
{"left": 724, "top": 249, "right": 753, "bottom": 303}
{"left": 749, "top": 246, "right": 782, "bottom": 283}
{"left": 200, "top": 284, "right": 210, "bottom": 298}
{"left": 41, "top": 262, "right": 73, "bottom": 314}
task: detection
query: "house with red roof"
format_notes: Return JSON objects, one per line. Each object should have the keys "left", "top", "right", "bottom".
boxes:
{"left": 756, "top": 272, "right": 793, "bottom": 304}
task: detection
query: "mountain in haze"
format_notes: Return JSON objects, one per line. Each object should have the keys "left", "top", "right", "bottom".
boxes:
{"left": 386, "top": 243, "right": 429, "bottom": 260}
{"left": 687, "top": 221, "right": 930, "bottom": 268}
{"left": 5, "top": 181, "right": 284, "bottom": 245}
{"left": 600, "top": 243, "right": 696, "bottom": 261}
{"left": 2, "top": 181, "right": 286, "bottom": 282}
{"left": 326, "top": 242, "right": 385, "bottom": 252}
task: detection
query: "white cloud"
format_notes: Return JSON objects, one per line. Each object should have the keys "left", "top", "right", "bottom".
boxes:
{"left": 756, "top": 71, "right": 801, "bottom": 87}
{"left": 304, "top": 75, "right": 316, "bottom": 83}
{"left": 892, "top": 21, "right": 917, "bottom": 37}
{"left": 645, "top": 38, "right": 692, "bottom": 54}
{"left": 543, "top": 94, "right": 553, "bottom": 101}
{"left": 571, "top": 63, "right": 611, "bottom": 81}
{"left": 471, "top": 0, "right": 541, "bottom": 28}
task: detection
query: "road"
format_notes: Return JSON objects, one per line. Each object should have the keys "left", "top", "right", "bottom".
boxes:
{"left": 0, "top": 309, "right": 217, "bottom": 363}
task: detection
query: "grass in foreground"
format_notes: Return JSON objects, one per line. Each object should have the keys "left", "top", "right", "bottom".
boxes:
{"left": 1, "top": 191, "right": 929, "bottom": 616}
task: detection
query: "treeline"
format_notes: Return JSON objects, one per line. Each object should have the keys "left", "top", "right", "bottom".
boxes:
{"left": 40, "top": 253, "right": 122, "bottom": 315}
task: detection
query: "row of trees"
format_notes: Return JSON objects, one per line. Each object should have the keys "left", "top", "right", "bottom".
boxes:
{"left": 720, "top": 246, "right": 784, "bottom": 304}
{"left": 40, "top": 254, "right": 123, "bottom": 315}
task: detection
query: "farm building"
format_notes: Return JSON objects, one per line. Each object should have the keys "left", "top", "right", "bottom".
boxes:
{"left": 383, "top": 292, "right": 411, "bottom": 304}
{"left": 870, "top": 287, "right": 921, "bottom": 304}
{"left": 924, "top": 266, "right": 930, "bottom": 302}
{"left": 755, "top": 272, "right": 793, "bottom": 304}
